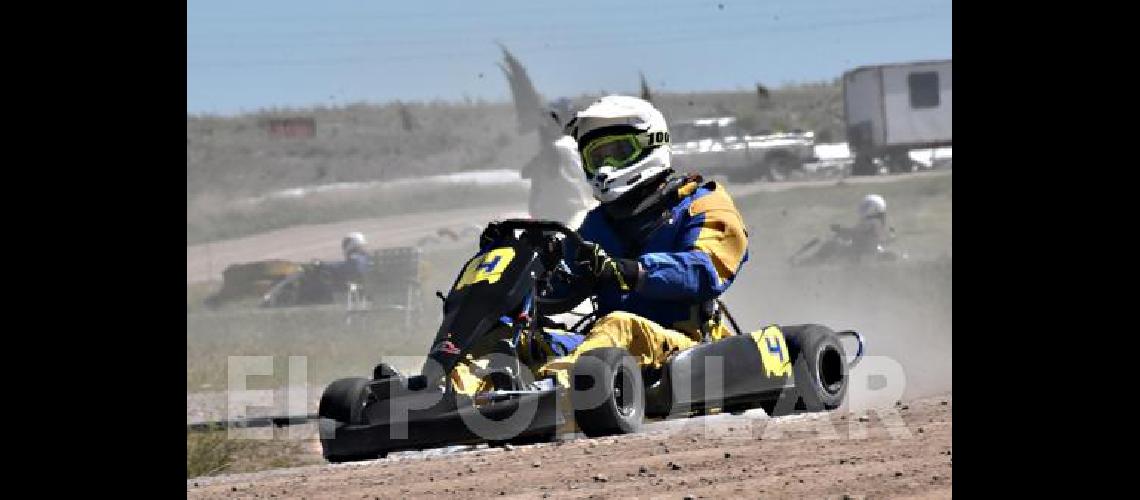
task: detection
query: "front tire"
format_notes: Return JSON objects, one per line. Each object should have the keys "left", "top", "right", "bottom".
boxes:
{"left": 570, "top": 348, "right": 645, "bottom": 437}
{"left": 318, "top": 377, "right": 371, "bottom": 425}
{"left": 773, "top": 325, "right": 848, "bottom": 415}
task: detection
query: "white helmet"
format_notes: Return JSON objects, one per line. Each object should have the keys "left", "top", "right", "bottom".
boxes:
{"left": 565, "top": 95, "right": 671, "bottom": 203}
{"left": 858, "top": 194, "right": 887, "bottom": 218}
{"left": 342, "top": 232, "right": 367, "bottom": 255}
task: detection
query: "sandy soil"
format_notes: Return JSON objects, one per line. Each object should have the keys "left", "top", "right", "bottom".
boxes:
{"left": 187, "top": 394, "right": 951, "bottom": 499}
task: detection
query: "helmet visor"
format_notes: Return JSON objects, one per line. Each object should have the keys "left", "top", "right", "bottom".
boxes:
{"left": 581, "top": 133, "right": 647, "bottom": 175}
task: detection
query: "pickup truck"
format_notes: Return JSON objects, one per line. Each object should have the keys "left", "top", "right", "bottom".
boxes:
{"left": 669, "top": 117, "right": 817, "bottom": 181}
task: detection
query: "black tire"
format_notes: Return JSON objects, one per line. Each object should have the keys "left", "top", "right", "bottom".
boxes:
{"left": 318, "top": 377, "right": 371, "bottom": 425}
{"left": 570, "top": 347, "right": 645, "bottom": 437}
{"left": 774, "top": 325, "right": 848, "bottom": 415}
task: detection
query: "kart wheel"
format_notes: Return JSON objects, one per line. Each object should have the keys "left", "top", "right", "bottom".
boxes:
{"left": 571, "top": 347, "right": 645, "bottom": 437}
{"left": 318, "top": 377, "right": 371, "bottom": 425}
{"left": 778, "top": 325, "right": 848, "bottom": 414}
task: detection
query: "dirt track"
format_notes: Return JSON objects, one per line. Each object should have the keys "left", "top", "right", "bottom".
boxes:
{"left": 187, "top": 394, "right": 951, "bottom": 499}
{"left": 186, "top": 205, "right": 527, "bottom": 284}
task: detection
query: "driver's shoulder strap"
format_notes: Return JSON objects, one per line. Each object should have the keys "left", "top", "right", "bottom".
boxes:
{"left": 601, "top": 173, "right": 699, "bottom": 255}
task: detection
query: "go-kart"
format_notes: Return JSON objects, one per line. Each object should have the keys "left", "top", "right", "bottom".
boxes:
{"left": 318, "top": 219, "right": 865, "bottom": 462}
{"left": 204, "top": 259, "right": 304, "bottom": 309}
{"left": 260, "top": 259, "right": 354, "bottom": 308}
{"left": 788, "top": 224, "right": 909, "bottom": 267}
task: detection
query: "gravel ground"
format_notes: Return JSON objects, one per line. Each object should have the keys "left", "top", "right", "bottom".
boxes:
{"left": 187, "top": 394, "right": 951, "bottom": 499}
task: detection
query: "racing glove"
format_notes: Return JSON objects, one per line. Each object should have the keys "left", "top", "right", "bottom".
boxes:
{"left": 575, "top": 241, "right": 641, "bottom": 292}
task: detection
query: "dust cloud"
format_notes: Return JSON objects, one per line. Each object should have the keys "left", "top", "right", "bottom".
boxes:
{"left": 723, "top": 258, "right": 952, "bottom": 402}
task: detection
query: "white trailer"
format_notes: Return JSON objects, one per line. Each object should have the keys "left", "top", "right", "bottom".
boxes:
{"left": 843, "top": 59, "right": 951, "bottom": 174}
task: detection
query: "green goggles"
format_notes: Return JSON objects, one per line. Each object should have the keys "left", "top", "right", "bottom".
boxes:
{"left": 580, "top": 133, "right": 653, "bottom": 175}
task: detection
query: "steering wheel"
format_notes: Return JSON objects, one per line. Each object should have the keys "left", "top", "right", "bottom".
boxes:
{"left": 486, "top": 219, "right": 597, "bottom": 316}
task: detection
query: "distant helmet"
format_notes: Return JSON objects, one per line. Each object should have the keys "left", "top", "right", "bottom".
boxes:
{"left": 342, "top": 232, "right": 367, "bottom": 255}
{"left": 858, "top": 194, "right": 887, "bottom": 218}
{"left": 565, "top": 95, "right": 671, "bottom": 203}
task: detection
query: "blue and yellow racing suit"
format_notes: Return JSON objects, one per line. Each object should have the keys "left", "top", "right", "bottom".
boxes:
{"left": 448, "top": 173, "right": 750, "bottom": 395}
{"left": 534, "top": 173, "right": 750, "bottom": 387}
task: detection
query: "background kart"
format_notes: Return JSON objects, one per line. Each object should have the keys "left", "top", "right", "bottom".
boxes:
{"left": 317, "top": 219, "right": 865, "bottom": 462}
{"left": 789, "top": 225, "right": 909, "bottom": 267}
{"left": 204, "top": 259, "right": 352, "bottom": 309}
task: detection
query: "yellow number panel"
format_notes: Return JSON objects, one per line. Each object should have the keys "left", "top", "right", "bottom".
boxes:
{"left": 750, "top": 325, "right": 791, "bottom": 378}
{"left": 453, "top": 247, "right": 516, "bottom": 291}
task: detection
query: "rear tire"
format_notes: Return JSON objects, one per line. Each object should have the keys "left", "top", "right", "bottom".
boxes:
{"left": 318, "top": 377, "right": 371, "bottom": 425}
{"left": 773, "top": 325, "right": 848, "bottom": 415}
{"left": 570, "top": 348, "right": 645, "bottom": 437}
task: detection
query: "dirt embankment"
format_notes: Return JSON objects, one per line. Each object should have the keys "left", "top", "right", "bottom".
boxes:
{"left": 187, "top": 394, "right": 951, "bottom": 499}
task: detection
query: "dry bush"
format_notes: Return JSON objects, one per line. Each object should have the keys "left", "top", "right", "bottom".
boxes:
{"left": 187, "top": 426, "right": 322, "bottom": 479}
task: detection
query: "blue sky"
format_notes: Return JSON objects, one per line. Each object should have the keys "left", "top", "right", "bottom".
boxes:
{"left": 187, "top": 0, "right": 951, "bottom": 115}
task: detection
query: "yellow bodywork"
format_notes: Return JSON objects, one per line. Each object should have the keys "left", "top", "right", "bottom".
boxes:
{"left": 454, "top": 248, "right": 516, "bottom": 291}
{"left": 750, "top": 325, "right": 791, "bottom": 378}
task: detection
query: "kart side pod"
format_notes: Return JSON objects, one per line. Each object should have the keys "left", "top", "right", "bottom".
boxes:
{"left": 645, "top": 334, "right": 790, "bottom": 417}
